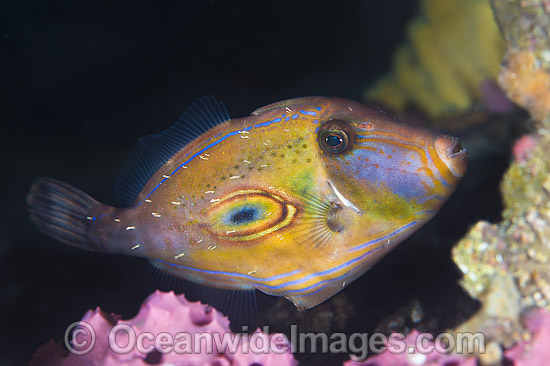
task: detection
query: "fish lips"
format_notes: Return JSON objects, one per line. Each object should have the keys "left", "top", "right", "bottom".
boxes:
{"left": 435, "top": 135, "right": 468, "bottom": 178}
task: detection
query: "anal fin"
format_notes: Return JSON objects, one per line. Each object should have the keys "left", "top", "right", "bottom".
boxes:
{"left": 142, "top": 261, "right": 257, "bottom": 328}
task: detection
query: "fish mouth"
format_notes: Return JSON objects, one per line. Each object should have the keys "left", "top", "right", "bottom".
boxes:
{"left": 448, "top": 138, "right": 467, "bottom": 159}
{"left": 434, "top": 135, "right": 468, "bottom": 178}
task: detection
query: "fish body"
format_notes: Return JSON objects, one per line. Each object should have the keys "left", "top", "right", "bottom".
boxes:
{"left": 27, "top": 96, "right": 467, "bottom": 310}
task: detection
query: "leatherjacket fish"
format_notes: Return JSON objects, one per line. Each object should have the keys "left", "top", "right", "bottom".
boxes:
{"left": 27, "top": 96, "right": 467, "bottom": 310}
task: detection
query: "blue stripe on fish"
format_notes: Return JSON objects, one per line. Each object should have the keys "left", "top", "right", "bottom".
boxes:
{"left": 155, "top": 221, "right": 416, "bottom": 295}
{"left": 142, "top": 128, "right": 243, "bottom": 202}
{"left": 351, "top": 221, "right": 417, "bottom": 251}
{"left": 259, "top": 240, "right": 388, "bottom": 295}
{"left": 114, "top": 95, "right": 230, "bottom": 206}
{"left": 154, "top": 259, "right": 302, "bottom": 283}
{"left": 142, "top": 108, "right": 323, "bottom": 201}
{"left": 355, "top": 134, "right": 451, "bottom": 188}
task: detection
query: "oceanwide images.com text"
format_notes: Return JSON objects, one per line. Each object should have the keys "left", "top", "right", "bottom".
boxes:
{"left": 66, "top": 322, "right": 486, "bottom": 360}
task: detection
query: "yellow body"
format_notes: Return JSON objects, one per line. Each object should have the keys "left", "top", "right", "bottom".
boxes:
{"left": 29, "top": 96, "right": 467, "bottom": 309}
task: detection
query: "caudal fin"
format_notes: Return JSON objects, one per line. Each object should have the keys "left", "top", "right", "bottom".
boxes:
{"left": 27, "top": 177, "right": 100, "bottom": 251}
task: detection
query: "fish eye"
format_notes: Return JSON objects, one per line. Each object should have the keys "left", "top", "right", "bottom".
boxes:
{"left": 320, "top": 131, "right": 348, "bottom": 153}
{"left": 318, "top": 119, "right": 355, "bottom": 154}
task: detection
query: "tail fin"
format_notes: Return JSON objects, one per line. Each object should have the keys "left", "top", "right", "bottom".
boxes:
{"left": 27, "top": 177, "right": 100, "bottom": 251}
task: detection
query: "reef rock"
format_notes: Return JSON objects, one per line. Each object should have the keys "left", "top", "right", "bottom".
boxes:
{"left": 343, "top": 309, "right": 550, "bottom": 366}
{"left": 451, "top": 0, "right": 550, "bottom": 349}
{"left": 492, "top": 0, "right": 550, "bottom": 124}
{"left": 452, "top": 130, "right": 550, "bottom": 346}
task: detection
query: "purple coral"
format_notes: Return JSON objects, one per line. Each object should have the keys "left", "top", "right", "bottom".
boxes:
{"left": 343, "top": 330, "right": 476, "bottom": 366}
{"left": 512, "top": 134, "right": 537, "bottom": 165}
{"left": 29, "top": 290, "right": 550, "bottom": 366}
{"left": 479, "top": 79, "right": 516, "bottom": 114}
{"left": 30, "top": 291, "right": 297, "bottom": 366}
{"left": 344, "top": 309, "right": 550, "bottom": 366}
{"left": 504, "top": 308, "right": 550, "bottom": 366}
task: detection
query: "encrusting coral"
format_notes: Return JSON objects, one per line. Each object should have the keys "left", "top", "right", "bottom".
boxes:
{"left": 450, "top": 0, "right": 550, "bottom": 355}
{"left": 492, "top": 0, "right": 550, "bottom": 124}
{"left": 504, "top": 308, "right": 550, "bottom": 365}
{"left": 452, "top": 130, "right": 550, "bottom": 346}
{"left": 344, "top": 308, "right": 550, "bottom": 366}
{"left": 30, "top": 289, "right": 550, "bottom": 366}
{"left": 30, "top": 291, "right": 298, "bottom": 366}
{"left": 343, "top": 330, "right": 477, "bottom": 366}
{"left": 365, "top": 0, "right": 506, "bottom": 118}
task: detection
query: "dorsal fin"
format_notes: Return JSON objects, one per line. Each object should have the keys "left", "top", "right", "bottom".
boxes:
{"left": 114, "top": 95, "right": 230, "bottom": 207}
{"left": 251, "top": 96, "right": 314, "bottom": 115}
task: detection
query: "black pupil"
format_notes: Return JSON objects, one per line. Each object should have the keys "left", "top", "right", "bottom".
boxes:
{"left": 231, "top": 208, "right": 257, "bottom": 225}
{"left": 326, "top": 134, "right": 343, "bottom": 147}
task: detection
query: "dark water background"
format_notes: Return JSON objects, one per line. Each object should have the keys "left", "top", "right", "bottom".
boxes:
{"left": 1, "top": 1, "right": 513, "bottom": 365}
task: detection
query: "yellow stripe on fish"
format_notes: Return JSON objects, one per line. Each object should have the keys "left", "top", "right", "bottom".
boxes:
{"left": 26, "top": 96, "right": 467, "bottom": 310}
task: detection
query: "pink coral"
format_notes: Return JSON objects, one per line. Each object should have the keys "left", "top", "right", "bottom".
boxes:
{"left": 512, "top": 134, "right": 537, "bottom": 164}
{"left": 504, "top": 308, "right": 550, "bottom": 366}
{"left": 30, "top": 291, "right": 297, "bottom": 366}
{"left": 344, "top": 309, "right": 550, "bottom": 366}
{"left": 343, "top": 330, "right": 476, "bottom": 366}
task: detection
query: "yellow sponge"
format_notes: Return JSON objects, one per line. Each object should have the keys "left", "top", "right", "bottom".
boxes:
{"left": 367, "top": 0, "right": 506, "bottom": 118}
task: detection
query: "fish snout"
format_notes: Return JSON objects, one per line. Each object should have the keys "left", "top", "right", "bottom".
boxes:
{"left": 434, "top": 135, "right": 468, "bottom": 178}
